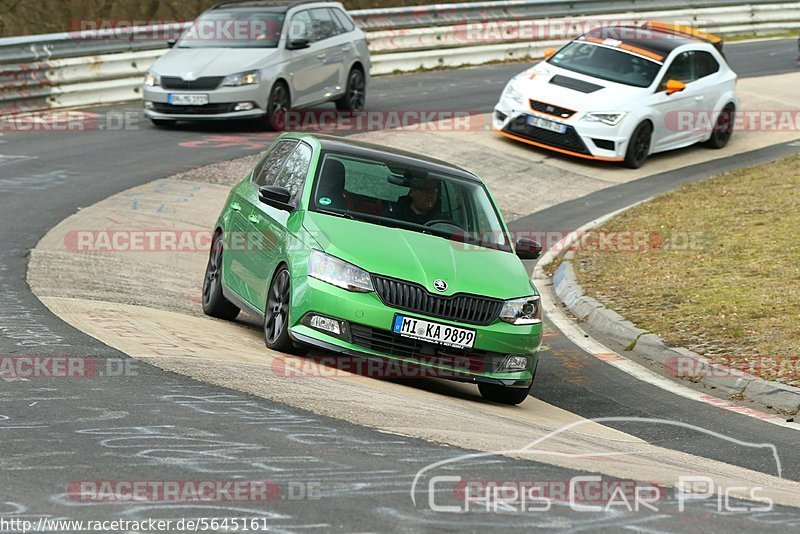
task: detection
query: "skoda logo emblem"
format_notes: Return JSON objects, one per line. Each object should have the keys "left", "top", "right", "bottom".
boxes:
{"left": 433, "top": 279, "right": 448, "bottom": 292}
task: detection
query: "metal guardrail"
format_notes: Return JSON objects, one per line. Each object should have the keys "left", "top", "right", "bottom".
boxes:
{"left": 1, "top": 1, "right": 799, "bottom": 115}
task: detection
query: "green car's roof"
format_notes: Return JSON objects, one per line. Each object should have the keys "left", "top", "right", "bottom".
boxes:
{"left": 286, "top": 133, "right": 483, "bottom": 184}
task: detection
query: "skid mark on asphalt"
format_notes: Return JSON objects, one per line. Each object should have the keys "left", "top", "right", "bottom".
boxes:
{"left": 0, "top": 170, "right": 79, "bottom": 193}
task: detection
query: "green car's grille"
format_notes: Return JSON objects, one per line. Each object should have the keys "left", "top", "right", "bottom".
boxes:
{"left": 371, "top": 275, "right": 503, "bottom": 326}
{"left": 350, "top": 323, "right": 505, "bottom": 373}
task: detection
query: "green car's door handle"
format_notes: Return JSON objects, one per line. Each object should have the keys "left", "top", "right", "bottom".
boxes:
{"left": 248, "top": 214, "right": 260, "bottom": 224}
{"left": 230, "top": 202, "right": 241, "bottom": 212}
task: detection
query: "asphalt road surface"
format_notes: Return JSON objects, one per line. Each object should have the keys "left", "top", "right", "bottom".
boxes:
{"left": 0, "top": 38, "right": 798, "bottom": 532}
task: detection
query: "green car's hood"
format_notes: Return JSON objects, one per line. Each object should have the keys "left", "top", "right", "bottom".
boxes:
{"left": 303, "top": 212, "right": 535, "bottom": 299}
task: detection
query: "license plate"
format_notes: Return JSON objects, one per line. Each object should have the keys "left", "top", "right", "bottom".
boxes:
{"left": 392, "top": 314, "right": 475, "bottom": 349}
{"left": 168, "top": 93, "right": 208, "bottom": 105}
{"left": 526, "top": 114, "right": 567, "bottom": 134}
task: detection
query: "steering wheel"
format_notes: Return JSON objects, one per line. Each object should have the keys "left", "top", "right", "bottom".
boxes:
{"left": 423, "top": 219, "right": 464, "bottom": 230}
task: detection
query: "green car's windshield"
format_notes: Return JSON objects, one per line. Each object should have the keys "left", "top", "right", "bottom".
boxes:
{"left": 310, "top": 152, "right": 512, "bottom": 253}
{"left": 178, "top": 11, "right": 284, "bottom": 49}
{"left": 548, "top": 41, "right": 662, "bottom": 88}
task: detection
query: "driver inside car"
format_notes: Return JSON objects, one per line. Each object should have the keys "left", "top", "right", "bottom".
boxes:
{"left": 393, "top": 178, "right": 448, "bottom": 225}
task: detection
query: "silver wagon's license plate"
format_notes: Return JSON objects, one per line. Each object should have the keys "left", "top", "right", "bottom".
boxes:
{"left": 392, "top": 314, "right": 475, "bottom": 349}
{"left": 168, "top": 93, "right": 209, "bottom": 105}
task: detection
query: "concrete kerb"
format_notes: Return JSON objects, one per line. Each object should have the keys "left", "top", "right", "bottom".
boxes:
{"left": 542, "top": 208, "right": 800, "bottom": 414}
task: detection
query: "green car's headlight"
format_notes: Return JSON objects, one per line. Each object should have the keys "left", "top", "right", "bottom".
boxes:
{"left": 308, "top": 250, "right": 374, "bottom": 293}
{"left": 222, "top": 70, "right": 261, "bottom": 87}
{"left": 499, "top": 296, "right": 541, "bottom": 325}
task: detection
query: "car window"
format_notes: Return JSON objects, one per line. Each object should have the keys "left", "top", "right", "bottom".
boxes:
{"left": 310, "top": 8, "right": 342, "bottom": 41}
{"left": 177, "top": 11, "right": 284, "bottom": 49}
{"left": 694, "top": 51, "right": 720, "bottom": 78}
{"left": 311, "top": 152, "right": 511, "bottom": 252}
{"left": 288, "top": 10, "right": 314, "bottom": 42}
{"left": 548, "top": 41, "right": 662, "bottom": 88}
{"left": 254, "top": 140, "right": 298, "bottom": 187}
{"left": 273, "top": 142, "right": 312, "bottom": 204}
{"left": 659, "top": 51, "right": 696, "bottom": 90}
{"left": 331, "top": 8, "right": 355, "bottom": 32}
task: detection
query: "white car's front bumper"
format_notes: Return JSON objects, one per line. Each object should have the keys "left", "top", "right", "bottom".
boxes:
{"left": 493, "top": 98, "right": 631, "bottom": 161}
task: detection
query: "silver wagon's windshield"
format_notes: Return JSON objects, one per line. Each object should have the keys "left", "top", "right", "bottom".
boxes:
{"left": 178, "top": 11, "right": 284, "bottom": 49}
{"left": 310, "top": 152, "right": 512, "bottom": 252}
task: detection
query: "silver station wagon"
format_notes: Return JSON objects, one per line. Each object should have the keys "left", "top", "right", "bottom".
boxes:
{"left": 143, "top": 0, "right": 370, "bottom": 128}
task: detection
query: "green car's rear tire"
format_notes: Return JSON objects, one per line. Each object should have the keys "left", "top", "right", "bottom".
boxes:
{"left": 202, "top": 233, "right": 240, "bottom": 321}
{"left": 264, "top": 266, "right": 294, "bottom": 352}
{"left": 478, "top": 383, "right": 531, "bottom": 405}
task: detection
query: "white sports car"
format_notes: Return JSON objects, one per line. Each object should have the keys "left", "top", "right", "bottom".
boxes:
{"left": 493, "top": 22, "right": 738, "bottom": 168}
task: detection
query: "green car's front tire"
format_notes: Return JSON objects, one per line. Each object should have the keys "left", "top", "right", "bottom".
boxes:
{"left": 478, "top": 383, "right": 531, "bottom": 405}
{"left": 202, "top": 234, "right": 240, "bottom": 321}
{"left": 264, "top": 267, "right": 294, "bottom": 352}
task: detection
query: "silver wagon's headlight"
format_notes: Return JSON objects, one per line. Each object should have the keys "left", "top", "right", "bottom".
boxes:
{"left": 222, "top": 70, "right": 261, "bottom": 87}
{"left": 499, "top": 295, "right": 541, "bottom": 325}
{"left": 308, "top": 250, "right": 374, "bottom": 293}
{"left": 144, "top": 71, "right": 160, "bottom": 87}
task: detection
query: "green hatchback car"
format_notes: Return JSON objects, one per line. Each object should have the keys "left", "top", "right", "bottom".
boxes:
{"left": 202, "top": 133, "right": 543, "bottom": 404}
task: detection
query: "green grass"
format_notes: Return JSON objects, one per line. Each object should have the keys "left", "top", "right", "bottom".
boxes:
{"left": 573, "top": 154, "right": 800, "bottom": 387}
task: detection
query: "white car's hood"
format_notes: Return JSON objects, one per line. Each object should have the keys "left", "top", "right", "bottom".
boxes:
{"left": 152, "top": 47, "right": 279, "bottom": 77}
{"left": 514, "top": 63, "right": 647, "bottom": 113}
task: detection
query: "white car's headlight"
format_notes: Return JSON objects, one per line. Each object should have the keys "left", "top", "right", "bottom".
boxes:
{"left": 308, "top": 250, "right": 374, "bottom": 293}
{"left": 583, "top": 112, "right": 627, "bottom": 126}
{"left": 501, "top": 80, "right": 525, "bottom": 106}
{"left": 144, "top": 71, "right": 160, "bottom": 87}
{"left": 499, "top": 296, "right": 541, "bottom": 325}
{"left": 222, "top": 70, "right": 261, "bottom": 87}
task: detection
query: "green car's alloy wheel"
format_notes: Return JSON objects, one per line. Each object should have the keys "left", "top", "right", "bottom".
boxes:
{"left": 335, "top": 67, "right": 366, "bottom": 111}
{"left": 202, "top": 234, "right": 240, "bottom": 321}
{"left": 478, "top": 382, "right": 532, "bottom": 405}
{"left": 623, "top": 121, "right": 653, "bottom": 169}
{"left": 264, "top": 267, "right": 293, "bottom": 351}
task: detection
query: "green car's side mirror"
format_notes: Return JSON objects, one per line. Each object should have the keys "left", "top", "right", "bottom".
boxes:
{"left": 515, "top": 237, "right": 542, "bottom": 260}
{"left": 258, "top": 185, "right": 294, "bottom": 211}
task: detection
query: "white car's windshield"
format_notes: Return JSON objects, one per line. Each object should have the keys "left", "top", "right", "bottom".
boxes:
{"left": 178, "top": 11, "right": 284, "bottom": 49}
{"left": 548, "top": 41, "right": 663, "bottom": 88}
{"left": 310, "top": 153, "right": 513, "bottom": 252}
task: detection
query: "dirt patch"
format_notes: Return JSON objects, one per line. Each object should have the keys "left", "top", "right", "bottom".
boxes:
{"left": 574, "top": 153, "right": 800, "bottom": 387}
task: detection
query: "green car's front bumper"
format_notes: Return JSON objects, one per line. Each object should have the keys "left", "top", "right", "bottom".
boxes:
{"left": 287, "top": 276, "right": 541, "bottom": 388}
